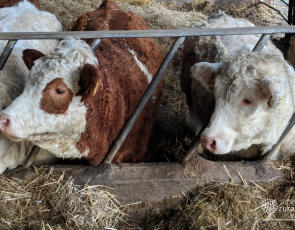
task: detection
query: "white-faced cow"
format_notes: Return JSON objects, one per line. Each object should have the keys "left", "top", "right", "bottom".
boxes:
{"left": 0, "top": 0, "right": 164, "bottom": 165}
{"left": 181, "top": 12, "right": 294, "bottom": 161}
{"left": 0, "top": 0, "right": 62, "bottom": 173}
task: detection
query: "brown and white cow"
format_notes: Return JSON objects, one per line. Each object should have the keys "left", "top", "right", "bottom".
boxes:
{"left": 181, "top": 12, "right": 294, "bottom": 161}
{"left": 0, "top": 0, "right": 163, "bottom": 165}
{"left": 0, "top": 0, "right": 62, "bottom": 173}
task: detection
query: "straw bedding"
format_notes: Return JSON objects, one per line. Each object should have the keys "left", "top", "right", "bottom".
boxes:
{"left": 1, "top": 0, "right": 293, "bottom": 229}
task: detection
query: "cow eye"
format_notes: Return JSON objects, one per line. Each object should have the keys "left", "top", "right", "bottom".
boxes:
{"left": 55, "top": 88, "right": 65, "bottom": 95}
{"left": 242, "top": 98, "right": 253, "bottom": 105}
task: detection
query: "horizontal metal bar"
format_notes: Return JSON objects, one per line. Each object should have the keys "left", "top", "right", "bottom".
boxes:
{"left": 0, "top": 26, "right": 294, "bottom": 40}
{"left": 0, "top": 40, "right": 17, "bottom": 71}
{"left": 252, "top": 34, "right": 271, "bottom": 52}
{"left": 281, "top": 0, "right": 289, "bottom": 6}
{"left": 103, "top": 37, "right": 185, "bottom": 163}
{"left": 259, "top": 1, "right": 288, "bottom": 22}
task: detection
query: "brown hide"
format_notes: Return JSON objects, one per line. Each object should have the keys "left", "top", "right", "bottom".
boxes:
{"left": 0, "top": 0, "right": 41, "bottom": 10}
{"left": 73, "top": 0, "right": 163, "bottom": 165}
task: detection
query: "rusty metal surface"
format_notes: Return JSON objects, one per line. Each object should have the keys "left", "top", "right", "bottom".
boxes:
{"left": 0, "top": 26, "right": 294, "bottom": 40}
{"left": 6, "top": 155, "right": 285, "bottom": 204}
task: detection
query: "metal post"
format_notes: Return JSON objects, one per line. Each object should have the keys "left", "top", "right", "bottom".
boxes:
{"left": 281, "top": 0, "right": 289, "bottom": 6}
{"left": 0, "top": 40, "right": 17, "bottom": 71}
{"left": 252, "top": 34, "right": 271, "bottom": 52}
{"left": 288, "top": 0, "right": 295, "bottom": 24}
{"left": 263, "top": 113, "right": 295, "bottom": 160}
{"left": 103, "top": 37, "right": 185, "bottom": 163}
{"left": 259, "top": 0, "right": 288, "bottom": 22}
{"left": 90, "top": 39, "right": 101, "bottom": 51}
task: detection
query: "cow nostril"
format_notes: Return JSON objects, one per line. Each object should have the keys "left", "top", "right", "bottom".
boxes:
{"left": 212, "top": 140, "right": 216, "bottom": 146}
{"left": 0, "top": 118, "right": 10, "bottom": 127}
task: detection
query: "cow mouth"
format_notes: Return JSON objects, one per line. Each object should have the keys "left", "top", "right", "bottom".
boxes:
{"left": 4, "top": 134, "right": 23, "bottom": 142}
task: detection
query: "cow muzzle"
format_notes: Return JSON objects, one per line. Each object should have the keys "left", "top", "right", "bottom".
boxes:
{"left": 0, "top": 114, "right": 23, "bottom": 141}
{"left": 200, "top": 134, "right": 233, "bottom": 154}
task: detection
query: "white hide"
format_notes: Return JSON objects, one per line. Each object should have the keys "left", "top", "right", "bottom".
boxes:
{"left": 0, "top": 0, "right": 62, "bottom": 173}
{"left": 1, "top": 37, "right": 97, "bottom": 159}
{"left": 186, "top": 12, "right": 294, "bottom": 160}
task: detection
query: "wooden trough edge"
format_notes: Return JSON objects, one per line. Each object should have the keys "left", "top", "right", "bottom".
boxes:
{"left": 5, "top": 155, "right": 286, "bottom": 205}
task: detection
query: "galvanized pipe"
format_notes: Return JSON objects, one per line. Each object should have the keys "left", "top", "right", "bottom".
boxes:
{"left": 263, "top": 113, "right": 295, "bottom": 160}
{"left": 0, "top": 40, "right": 17, "bottom": 71}
{"left": 281, "top": 0, "right": 289, "bottom": 6}
{"left": 259, "top": 1, "right": 288, "bottom": 22}
{"left": 252, "top": 34, "right": 271, "bottom": 52}
{"left": 0, "top": 26, "right": 295, "bottom": 40}
{"left": 103, "top": 37, "right": 185, "bottom": 163}
{"left": 90, "top": 39, "right": 101, "bottom": 51}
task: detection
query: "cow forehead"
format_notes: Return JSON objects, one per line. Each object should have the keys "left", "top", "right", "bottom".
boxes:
{"left": 26, "top": 37, "right": 97, "bottom": 92}
{"left": 215, "top": 51, "right": 286, "bottom": 100}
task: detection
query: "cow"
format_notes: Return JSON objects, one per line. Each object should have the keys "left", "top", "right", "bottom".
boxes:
{"left": 181, "top": 12, "right": 293, "bottom": 161}
{"left": 0, "top": 0, "right": 62, "bottom": 173}
{"left": 0, "top": 0, "right": 164, "bottom": 165}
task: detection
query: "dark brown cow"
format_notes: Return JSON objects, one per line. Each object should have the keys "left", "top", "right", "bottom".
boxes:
{"left": 73, "top": 0, "right": 164, "bottom": 164}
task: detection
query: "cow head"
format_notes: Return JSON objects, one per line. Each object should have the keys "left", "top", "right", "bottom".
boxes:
{"left": 0, "top": 37, "right": 97, "bottom": 150}
{"left": 192, "top": 51, "right": 292, "bottom": 154}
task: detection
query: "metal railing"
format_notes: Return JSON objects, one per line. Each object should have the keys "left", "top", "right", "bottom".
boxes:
{"left": 1, "top": 26, "right": 295, "bottom": 163}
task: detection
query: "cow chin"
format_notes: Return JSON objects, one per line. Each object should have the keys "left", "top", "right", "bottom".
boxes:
{"left": 212, "top": 142, "right": 234, "bottom": 155}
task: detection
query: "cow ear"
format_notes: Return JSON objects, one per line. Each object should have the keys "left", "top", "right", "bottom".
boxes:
{"left": 22, "top": 49, "right": 45, "bottom": 70}
{"left": 190, "top": 62, "right": 222, "bottom": 90}
{"left": 77, "top": 63, "right": 100, "bottom": 96}
{"left": 261, "top": 77, "right": 286, "bottom": 110}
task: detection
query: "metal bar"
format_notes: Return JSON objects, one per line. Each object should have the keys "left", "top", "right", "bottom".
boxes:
{"left": 288, "top": 0, "right": 294, "bottom": 24}
{"left": 263, "top": 113, "right": 295, "bottom": 160}
{"left": 0, "top": 40, "right": 17, "bottom": 71}
{"left": 90, "top": 39, "right": 101, "bottom": 51}
{"left": 259, "top": 1, "right": 288, "bottom": 22}
{"left": 252, "top": 34, "right": 271, "bottom": 52}
{"left": 0, "top": 26, "right": 294, "bottom": 40}
{"left": 103, "top": 37, "right": 185, "bottom": 163}
{"left": 281, "top": 0, "right": 289, "bottom": 6}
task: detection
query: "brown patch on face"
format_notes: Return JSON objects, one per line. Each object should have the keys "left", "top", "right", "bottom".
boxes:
{"left": 40, "top": 78, "right": 73, "bottom": 114}
{"left": 0, "top": 0, "right": 41, "bottom": 10}
{"left": 22, "top": 49, "right": 45, "bottom": 70}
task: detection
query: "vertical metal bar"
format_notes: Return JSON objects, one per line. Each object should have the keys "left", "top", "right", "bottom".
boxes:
{"left": 0, "top": 40, "right": 17, "bottom": 71}
{"left": 288, "top": 0, "right": 294, "bottom": 24}
{"left": 103, "top": 36, "right": 185, "bottom": 163}
{"left": 252, "top": 34, "right": 271, "bottom": 52}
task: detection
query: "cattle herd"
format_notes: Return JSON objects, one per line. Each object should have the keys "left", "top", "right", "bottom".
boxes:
{"left": 0, "top": 0, "right": 294, "bottom": 174}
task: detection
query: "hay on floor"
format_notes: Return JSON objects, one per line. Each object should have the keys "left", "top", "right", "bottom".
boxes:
{"left": 0, "top": 167, "right": 125, "bottom": 229}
